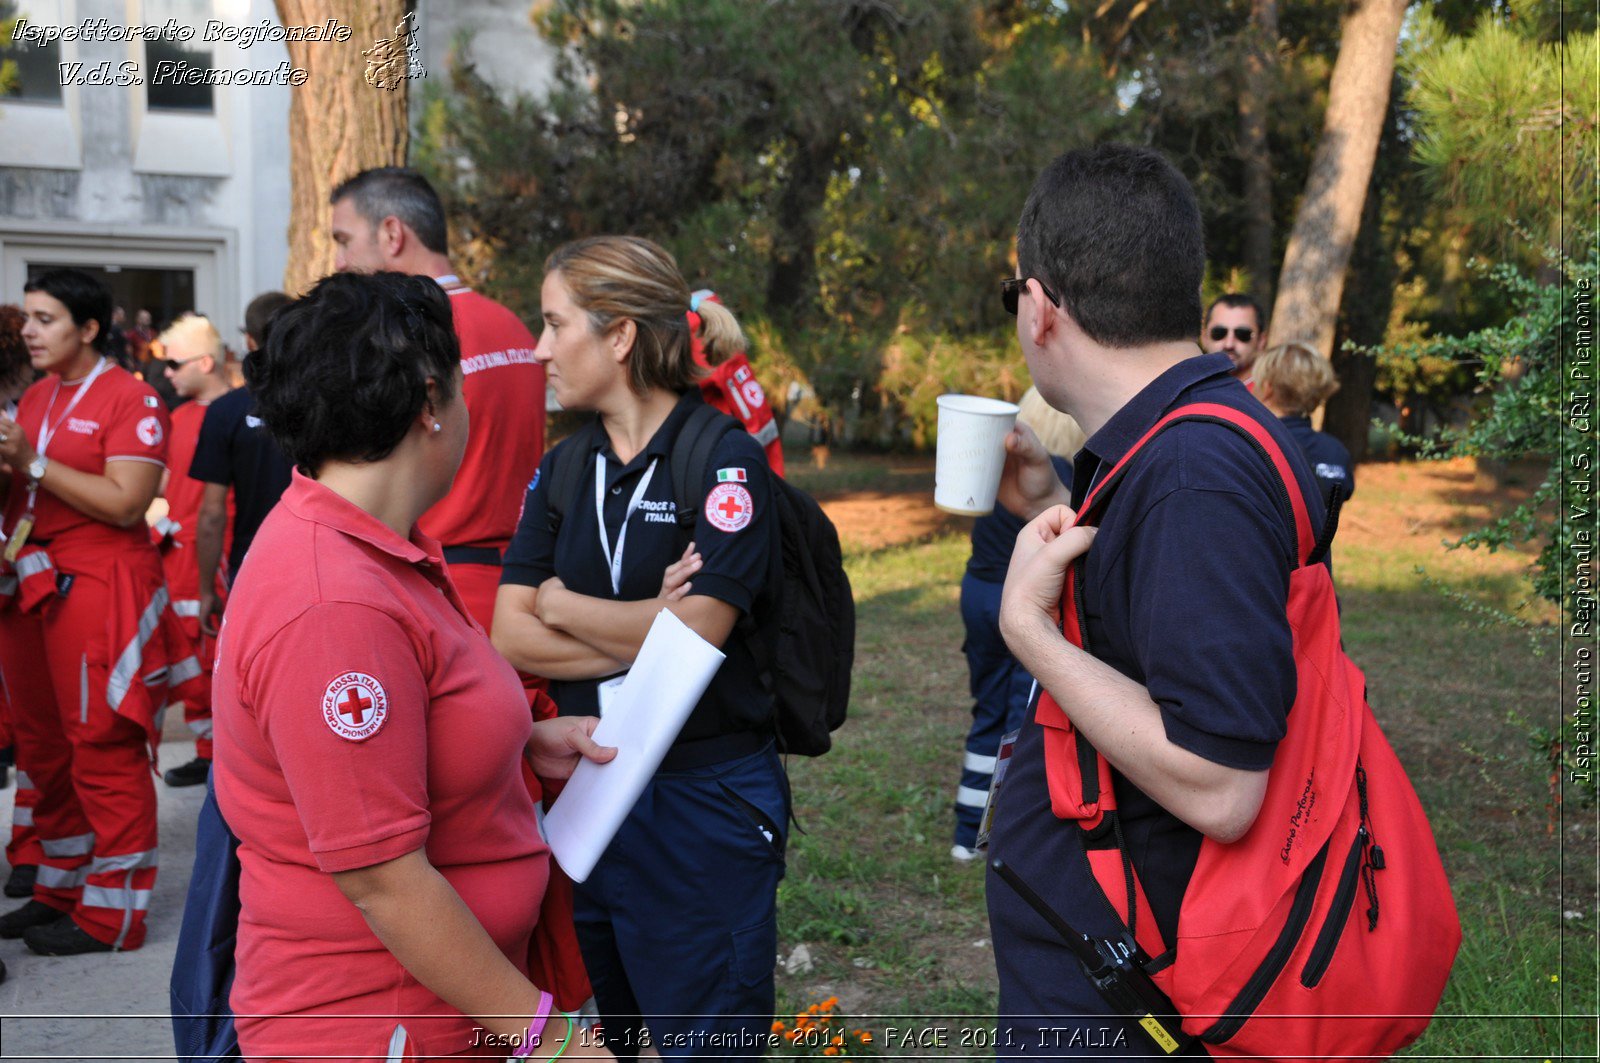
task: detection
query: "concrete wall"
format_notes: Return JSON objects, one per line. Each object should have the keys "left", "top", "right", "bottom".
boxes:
{"left": 0, "top": 0, "right": 556, "bottom": 326}
{"left": 0, "top": 0, "right": 293, "bottom": 325}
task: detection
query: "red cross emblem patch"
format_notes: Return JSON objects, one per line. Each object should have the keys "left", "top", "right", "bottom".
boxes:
{"left": 135, "top": 415, "right": 164, "bottom": 447}
{"left": 705, "top": 482, "right": 754, "bottom": 533}
{"left": 322, "top": 672, "right": 389, "bottom": 741}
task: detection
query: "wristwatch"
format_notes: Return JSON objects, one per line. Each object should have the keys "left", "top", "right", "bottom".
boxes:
{"left": 25, "top": 455, "right": 47, "bottom": 484}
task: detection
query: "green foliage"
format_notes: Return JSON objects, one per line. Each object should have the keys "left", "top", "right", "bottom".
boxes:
{"left": 1405, "top": 13, "right": 1598, "bottom": 256}
{"left": 1369, "top": 238, "right": 1596, "bottom": 801}
{"left": 0, "top": 0, "right": 20, "bottom": 98}
{"left": 1377, "top": 241, "right": 1591, "bottom": 604}
{"left": 415, "top": 0, "right": 1120, "bottom": 442}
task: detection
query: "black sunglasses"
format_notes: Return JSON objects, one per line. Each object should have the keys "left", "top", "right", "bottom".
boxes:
{"left": 1208, "top": 325, "right": 1256, "bottom": 344}
{"left": 1001, "top": 278, "right": 1060, "bottom": 316}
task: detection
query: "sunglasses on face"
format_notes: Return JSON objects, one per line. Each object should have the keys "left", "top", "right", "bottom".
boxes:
{"left": 1001, "top": 278, "right": 1061, "bottom": 316}
{"left": 1208, "top": 325, "right": 1256, "bottom": 344}
{"left": 163, "top": 355, "right": 205, "bottom": 371}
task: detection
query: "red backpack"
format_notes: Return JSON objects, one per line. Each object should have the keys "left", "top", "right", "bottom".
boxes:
{"left": 1039, "top": 402, "right": 1459, "bottom": 1060}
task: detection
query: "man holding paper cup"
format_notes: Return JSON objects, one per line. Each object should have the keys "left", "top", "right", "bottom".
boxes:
{"left": 982, "top": 145, "right": 1328, "bottom": 1055}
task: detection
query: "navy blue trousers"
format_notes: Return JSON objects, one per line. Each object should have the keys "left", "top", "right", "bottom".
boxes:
{"left": 573, "top": 744, "right": 788, "bottom": 1061}
{"left": 954, "top": 573, "right": 1036, "bottom": 848}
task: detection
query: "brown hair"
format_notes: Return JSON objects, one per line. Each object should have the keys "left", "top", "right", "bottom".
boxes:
{"left": 1253, "top": 341, "right": 1338, "bottom": 416}
{"left": 545, "top": 236, "right": 722, "bottom": 395}
{"left": 0, "top": 304, "right": 31, "bottom": 397}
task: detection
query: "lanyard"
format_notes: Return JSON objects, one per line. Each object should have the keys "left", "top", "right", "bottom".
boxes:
{"left": 37, "top": 357, "right": 110, "bottom": 459}
{"left": 595, "top": 455, "right": 659, "bottom": 596}
{"left": 27, "top": 357, "right": 110, "bottom": 514}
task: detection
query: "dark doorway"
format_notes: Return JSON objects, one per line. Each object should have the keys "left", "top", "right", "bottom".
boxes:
{"left": 28, "top": 264, "right": 197, "bottom": 332}
{"left": 27, "top": 264, "right": 197, "bottom": 408}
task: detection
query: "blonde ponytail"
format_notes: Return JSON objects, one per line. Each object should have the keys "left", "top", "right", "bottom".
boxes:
{"left": 694, "top": 298, "right": 749, "bottom": 366}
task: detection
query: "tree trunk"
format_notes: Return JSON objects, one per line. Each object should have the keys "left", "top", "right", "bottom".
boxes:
{"left": 1269, "top": 0, "right": 1406, "bottom": 357}
{"left": 1239, "top": 0, "right": 1278, "bottom": 304}
{"left": 1322, "top": 82, "right": 1403, "bottom": 460}
{"left": 275, "top": 1, "right": 411, "bottom": 295}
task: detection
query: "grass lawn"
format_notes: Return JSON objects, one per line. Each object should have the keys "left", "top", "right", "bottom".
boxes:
{"left": 769, "top": 453, "right": 1596, "bottom": 1059}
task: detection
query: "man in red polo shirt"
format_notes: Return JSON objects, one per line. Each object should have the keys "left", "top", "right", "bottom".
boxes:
{"left": 151, "top": 314, "right": 234, "bottom": 787}
{"left": 328, "top": 167, "right": 545, "bottom": 631}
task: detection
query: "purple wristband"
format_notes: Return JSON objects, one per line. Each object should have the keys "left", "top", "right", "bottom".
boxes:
{"left": 510, "top": 991, "right": 554, "bottom": 1059}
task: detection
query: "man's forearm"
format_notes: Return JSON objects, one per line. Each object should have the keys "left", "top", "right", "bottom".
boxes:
{"left": 1005, "top": 612, "right": 1268, "bottom": 842}
{"left": 195, "top": 493, "right": 227, "bottom": 591}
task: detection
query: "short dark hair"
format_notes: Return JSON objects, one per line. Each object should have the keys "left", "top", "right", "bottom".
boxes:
{"left": 1205, "top": 292, "right": 1267, "bottom": 333}
{"left": 1016, "top": 144, "right": 1205, "bottom": 347}
{"left": 23, "top": 268, "right": 112, "bottom": 352}
{"left": 245, "top": 272, "right": 459, "bottom": 474}
{"left": 330, "top": 167, "right": 449, "bottom": 255}
{"left": 243, "top": 290, "right": 292, "bottom": 348}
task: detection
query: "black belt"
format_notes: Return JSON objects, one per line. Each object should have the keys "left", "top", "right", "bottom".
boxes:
{"left": 659, "top": 730, "right": 773, "bottom": 772}
{"left": 442, "top": 545, "right": 502, "bottom": 566}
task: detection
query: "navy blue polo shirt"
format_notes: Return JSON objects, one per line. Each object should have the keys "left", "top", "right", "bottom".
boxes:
{"left": 188, "top": 384, "right": 293, "bottom": 577}
{"left": 1280, "top": 414, "right": 1356, "bottom": 502}
{"left": 502, "top": 391, "right": 778, "bottom": 747}
{"left": 986, "top": 353, "right": 1327, "bottom": 1055}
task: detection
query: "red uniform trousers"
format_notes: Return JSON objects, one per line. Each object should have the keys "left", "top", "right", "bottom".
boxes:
{"left": 0, "top": 662, "right": 44, "bottom": 869}
{"left": 0, "top": 669, "right": 45, "bottom": 877}
{"left": 0, "top": 534, "right": 171, "bottom": 949}
{"left": 157, "top": 540, "right": 219, "bottom": 760}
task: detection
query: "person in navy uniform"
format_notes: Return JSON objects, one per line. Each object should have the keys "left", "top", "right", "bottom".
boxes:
{"left": 985, "top": 145, "right": 1328, "bottom": 1057}
{"left": 493, "top": 236, "right": 786, "bottom": 1061}
{"left": 1252, "top": 341, "right": 1355, "bottom": 503}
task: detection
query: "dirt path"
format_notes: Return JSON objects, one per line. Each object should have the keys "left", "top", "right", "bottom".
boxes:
{"left": 818, "top": 456, "right": 1544, "bottom": 581}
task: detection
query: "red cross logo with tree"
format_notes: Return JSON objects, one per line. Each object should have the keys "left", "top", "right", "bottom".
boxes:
{"left": 322, "top": 672, "right": 389, "bottom": 741}
{"left": 705, "top": 482, "right": 754, "bottom": 532}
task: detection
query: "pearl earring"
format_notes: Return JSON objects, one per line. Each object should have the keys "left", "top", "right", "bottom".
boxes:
{"left": 431, "top": 422, "right": 443, "bottom": 433}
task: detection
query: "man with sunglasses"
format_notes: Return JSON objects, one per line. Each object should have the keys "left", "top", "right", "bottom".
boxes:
{"left": 1201, "top": 293, "right": 1268, "bottom": 382}
{"left": 153, "top": 314, "right": 234, "bottom": 787}
{"left": 985, "top": 145, "right": 1325, "bottom": 1057}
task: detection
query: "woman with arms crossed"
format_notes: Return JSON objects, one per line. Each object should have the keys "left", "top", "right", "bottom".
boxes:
{"left": 494, "top": 237, "right": 787, "bottom": 1061}
{"left": 212, "top": 271, "right": 616, "bottom": 1061}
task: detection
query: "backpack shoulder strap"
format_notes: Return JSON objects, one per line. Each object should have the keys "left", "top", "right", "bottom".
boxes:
{"left": 671, "top": 402, "right": 742, "bottom": 531}
{"left": 545, "top": 419, "right": 604, "bottom": 536}
{"left": 1076, "top": 402, "right": 1316, "bottom": 568}
{"left": 1053, "top": 402, "right": 1323, "bottom": 967}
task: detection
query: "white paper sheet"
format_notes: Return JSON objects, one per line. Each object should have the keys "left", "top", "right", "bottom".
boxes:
{"left": 543, "top": 608, "right": 726, "bottom": 883}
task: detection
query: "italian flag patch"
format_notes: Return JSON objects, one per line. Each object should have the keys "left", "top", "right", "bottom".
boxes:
{"left": 716, "top": 468, "right": 748, "bottom": 483}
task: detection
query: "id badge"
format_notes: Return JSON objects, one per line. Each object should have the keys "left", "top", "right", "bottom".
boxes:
{"left": 975, "top": 728, "right": 1021, "bottom": 852}
{"left": 597, "top": 672, "right": 628, "bottom": 716}
{"left": 3, "top": 514, "right": 34, "bottom": 564}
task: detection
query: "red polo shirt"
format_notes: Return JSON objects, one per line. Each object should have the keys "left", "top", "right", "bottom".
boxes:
{"left": 214, "top": 471, "right": 547, "bottom": 1060}
{"left": 3, "top": 362, "right": 167, "bottom": 545}
{"left": 418, "top": 287, "right": 545, "bottom": 551}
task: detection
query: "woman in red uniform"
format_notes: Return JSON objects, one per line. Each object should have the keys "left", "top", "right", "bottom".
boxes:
{"left": 214, "top": 271, "right": 617, "bottom": 1061}
{"left": 0, "top": 268, "right": 196, "bottom": 956}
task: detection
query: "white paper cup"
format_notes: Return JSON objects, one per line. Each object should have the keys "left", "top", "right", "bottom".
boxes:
{"left": 935, "top": 394, "right": 1020, "bottom": 516}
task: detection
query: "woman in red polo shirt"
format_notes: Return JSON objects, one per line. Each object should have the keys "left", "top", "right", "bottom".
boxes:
{"left": 212, "top": 272, "right": 616, "bottom": 1062}
{"left": 0, "top": 269, "right": 192, "bottom": 957}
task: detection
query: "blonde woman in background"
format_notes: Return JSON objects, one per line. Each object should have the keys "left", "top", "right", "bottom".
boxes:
{"left": 1252, "top": 342, "right": 1355, "bottom": 503}
{"left": 950, "top": 387, "right": 1084, "bottom": 860}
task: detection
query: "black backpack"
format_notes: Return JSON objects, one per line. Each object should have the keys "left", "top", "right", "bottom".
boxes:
{"left": 546, "top": 404, "right": 854, "bottom": 755}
